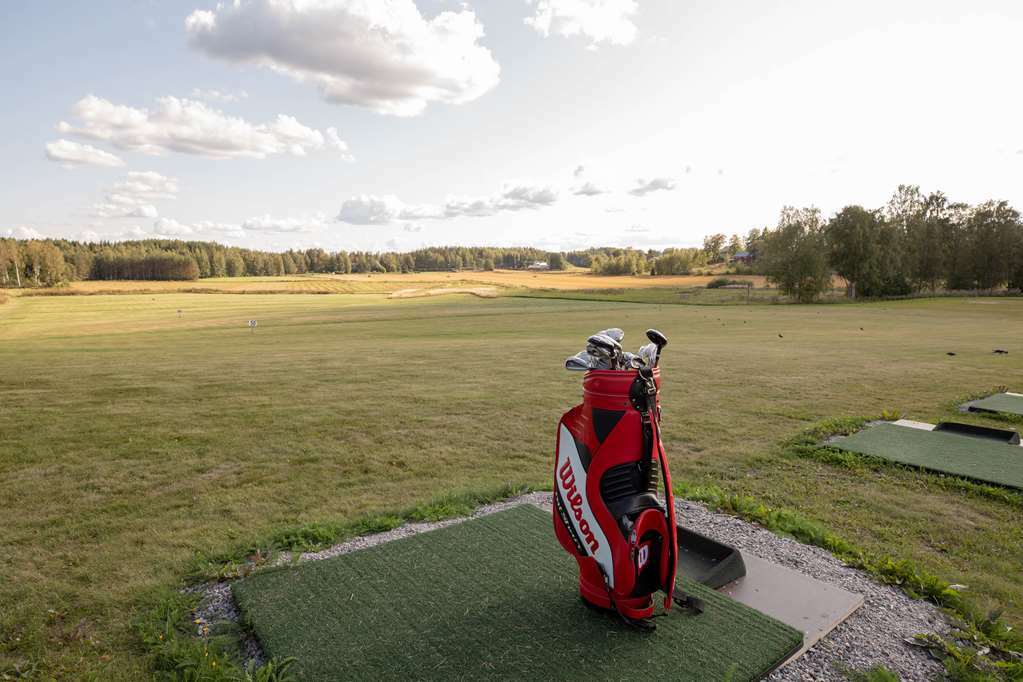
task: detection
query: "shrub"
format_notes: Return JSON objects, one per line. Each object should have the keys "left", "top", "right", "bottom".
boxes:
{"left": 706, "top": 277, "right": 746, "bottom": 289}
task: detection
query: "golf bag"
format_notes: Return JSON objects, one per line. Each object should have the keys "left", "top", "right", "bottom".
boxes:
{"left": 554, "top": 367, "right": 695, "bottom": 628}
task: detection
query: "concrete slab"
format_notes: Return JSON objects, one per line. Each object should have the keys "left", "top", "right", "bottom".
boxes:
{"left": 720, "top": 553, "right": 863, "bottom": 661}
{"left": 893, "top": 419, "right": 935, "bottom": 431}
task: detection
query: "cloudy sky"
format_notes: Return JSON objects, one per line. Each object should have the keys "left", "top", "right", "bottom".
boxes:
{"left": 4, "top": 0, "right": 1023, "bottom": 252}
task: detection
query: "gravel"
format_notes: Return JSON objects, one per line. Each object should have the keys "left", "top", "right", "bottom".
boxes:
{"left": 193, "top": 492, "right": 948, "bottom": 680}
{"left": 679, "top": 500, "right": 948, "bottom": 681}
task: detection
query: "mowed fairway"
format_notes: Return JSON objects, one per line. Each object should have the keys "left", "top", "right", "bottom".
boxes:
{"left": 2, "top": 291, "right": 1023, "bottom": 677}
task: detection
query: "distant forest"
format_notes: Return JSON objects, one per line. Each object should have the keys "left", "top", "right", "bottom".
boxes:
{"left": 582, "top": 185, "right": 1023, "bottom": 301}
{"left": 0, "top": 242, "right": 558, "bottom": 287}
{"left": 1, "top": 185, "right": 1022, "bottom": 300}
{"left": 0, "top": 237, "right": 704, "bottom": 288}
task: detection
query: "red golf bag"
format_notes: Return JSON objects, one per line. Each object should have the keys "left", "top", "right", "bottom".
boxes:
{"left": 554, "top": 367, "right": 694, "bottom": 628}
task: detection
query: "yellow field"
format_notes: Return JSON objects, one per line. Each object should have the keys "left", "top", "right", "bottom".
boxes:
{"left": 1, "top": 270, "right": 767, "bottom": 296}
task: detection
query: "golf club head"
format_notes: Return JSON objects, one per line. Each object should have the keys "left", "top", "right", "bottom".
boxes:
{"left": 586, "top": 344, "right": 611, "bottom": 362}
{"left": 589, "top": 334, "right": 624, "bottom": 369}
{"left": 584, "top": 345, "right": 613, "bottom": 369}
{"left": 587, "top": 333, "right": 622, "bottom": 354}
{"left": 645, "top": 328, "right": 668, "bottom": 350}
{"left": 565, "top": 355, "right": 590, "bottom": 371}
{"left": 622, "top": 351, "right": 645, "bottom": 369}
{"left": 638, "top": 342, "right": 658, "bottom": 368}
{"left": 597, "top": 328, "right": 624, "bottom": 343}
{"left": 573, "top": 350, "right": 599, "bottom": 368}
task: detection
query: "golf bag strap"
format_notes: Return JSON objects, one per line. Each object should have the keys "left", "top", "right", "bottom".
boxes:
{"left": 638, "top": 366, "right": 654, "bottom": 472}
{"left": 636, "top": 368, "right": 682, "bottom": 606}
{"left": 653, "top": 417, "right": 680, "bottom": 604}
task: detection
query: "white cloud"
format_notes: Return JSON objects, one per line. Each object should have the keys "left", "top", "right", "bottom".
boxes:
{"left": 629, "top": 177, "right": 676, "bottom": 196}
{"left": 44, "top": 139, "right": 124, "bottom": 168}
{"left": 90, "top": 171, "right": 178, "bottom": 218}
{"left": 58, "top": 95, "right": 353, "bottom": 160}
{"left": 573, "top": 181, "right": 606, "bottom": 196}
{"left": 337, "top": 195, "right": 408, "bottom": 225}
{"left": 337, "top": 184, "right": 559, "bottom": 224}
{"left": 185, "top": 0, "right": 501, "bottom": 117}
{"left": 574, "top": 164, "right": 585, "bottom": 177}
{"left": 112, "top": 171, "right": 180, "bottom": 199}
{"left": 242, "top": 213, "right": 327, "bottom": 233}
{"left": 117, "top": 226, "right": 149, "bottom": 241}
{"left": 190, "top": 88, "right": 248, "bottom": 103}
{"left": 150, "top": 218, "right": 247, "bottom": 240}
{"left": 4, "top": 226, "right": 45, "bottom": 239}
{"left": 79, "top": 230, "right": 101, "bottom": 242}
{"left": 132, "top": 205, "right": 159, "bottom": 218}
{"left": 525, "top": 0, "right": 638, "bottom": 47}
{"left": 201, "top": 222, "right": 246, "bottom": 239}
{"left": 402, "top": 223, "right": 422, "bottom": 233}
{"left": 153, "top": 218, "right": 194, "bottom": 236}
{"left": 482, "top": 185, "right": 558, "bottom": 212}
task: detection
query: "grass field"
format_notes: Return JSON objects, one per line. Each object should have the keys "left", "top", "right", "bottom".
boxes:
{"left": 2, "top": 269, "right": 767, "bottom": 297}
{"left": 2, "top": 282, "right": 1023, "bottom": 678}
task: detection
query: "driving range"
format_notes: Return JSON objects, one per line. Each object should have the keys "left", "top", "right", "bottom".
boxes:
{"left": 2, "top": 284, "right": 1022, "bottom": 679}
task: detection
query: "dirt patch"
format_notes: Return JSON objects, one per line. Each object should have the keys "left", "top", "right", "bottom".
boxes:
{"left": 388, "top": 286, "right": 499, "bottom": 299}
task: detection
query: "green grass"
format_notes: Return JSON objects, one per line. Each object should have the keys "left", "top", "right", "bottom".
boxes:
{"left": 507, "top": 285, "right": 787, "bottom": 305}
{"left": 2, "top": 290, "right": 1023, "bottom": 677}
{"left": 232, "top": 505, "right": 802, "bottom": 681}
{"left": 186, "top": 482, "right": 542, "bottom": 582}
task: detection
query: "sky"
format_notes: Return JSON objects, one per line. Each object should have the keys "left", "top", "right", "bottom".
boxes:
{"left": 3, "top": 0, "right": 1023, "bottom": 253}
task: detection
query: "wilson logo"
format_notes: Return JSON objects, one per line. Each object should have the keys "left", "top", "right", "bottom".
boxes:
{"left": 637, "top": 544, "right": 650, "bottom": 571}
{"left": 559, "top": 460, "right": 600, "bottom": 553}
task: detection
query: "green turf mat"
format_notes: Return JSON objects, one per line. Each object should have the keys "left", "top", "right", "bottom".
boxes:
{"left": 233, "top": 505, "right": 802, "bottom": 681}
{"left": 834, "top": 423, "right": 1023, "bottom": 489}
{"left": 970, "top": 392, "right": 1023, "bottom": 417}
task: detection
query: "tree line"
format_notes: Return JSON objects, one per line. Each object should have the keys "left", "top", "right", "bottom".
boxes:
{"left": 2, "top": 185, "right": 1021, "bottom": 298}
{"left": 0, "top": 241, "right": 557, "bottom": 287}
{"left": 568, "top": 247, "right": 710, "bottom": 276}
{"left": 548, "top": 185, "right": 1023, "bottom": 298}
{"left": 759, "top": 186, "right": 1023, "bottom": 301}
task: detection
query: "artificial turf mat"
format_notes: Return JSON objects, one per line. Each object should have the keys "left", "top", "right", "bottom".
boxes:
{"left": 969, "top": 392, "right": 1023, "bottom": 417}
{"left": 232, "top": 505, "right": 802, "bottom": 681}
{"left": 834, "top": 423, "right": 1023, "bottom": 489}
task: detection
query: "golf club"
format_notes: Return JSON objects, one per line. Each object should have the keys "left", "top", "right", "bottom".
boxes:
{"left": 586, "top": 343, "right": 615, "bottom": 369}
{"left": 587, "top": 333, "right": 623, "bottom": 369}
{"left": 645, "top": 329, "right": 668, "bottom": 367}
{"left": 565, "top": 354, "right": 591, "bottom": 371}
{"left": 621, "top": 351, "right": 646, "bottom": 369}
{"left": 637, "top": 342, "right": 657, "bottom": 369}
{"left": 597, "top": 328, "right": 624, "bottom": 344}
